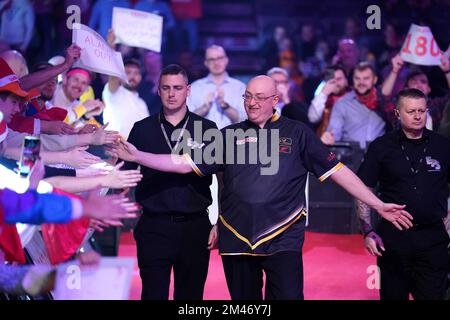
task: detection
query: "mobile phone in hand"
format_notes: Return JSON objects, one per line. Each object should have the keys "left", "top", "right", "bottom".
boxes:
{"left": 323, "top": 68, "right": 335, "bottom": 82}
{"left": 19, "top": 136, "right": 40, "bottom": 177}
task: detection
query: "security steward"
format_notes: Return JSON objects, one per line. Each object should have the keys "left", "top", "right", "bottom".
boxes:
{"left": 357, "top": 88, "right": 450, "bottom": 300}
{"left": 123, "top": 64, "right": 218, "bottom": 300}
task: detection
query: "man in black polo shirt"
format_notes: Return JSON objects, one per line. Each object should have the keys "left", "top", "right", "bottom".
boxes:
{"left": 116, "top": 75, "right": 413, "bottom": 300}
{"left": 123, "top": 64, "right": 218, "bottom": 300}
{"left": 357, "top": 88, "right": 450, "bottom": 300}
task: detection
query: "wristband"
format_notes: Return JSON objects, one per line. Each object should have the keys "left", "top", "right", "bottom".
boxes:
{"left": 363, "top": 229, "right": 374, "bottom": 237}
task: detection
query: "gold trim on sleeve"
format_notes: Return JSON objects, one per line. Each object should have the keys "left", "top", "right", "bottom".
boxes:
{"left": 183, "top": 153, "right": 205, "bottom": 177}
{"left": 319, "top": 162, "right": 344, "bottom": 182}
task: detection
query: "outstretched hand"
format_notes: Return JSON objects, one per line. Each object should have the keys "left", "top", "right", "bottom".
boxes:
{"left": 375, "top": 203, "right": 413, "bottom": 230}
{"left": 108, "top": 140, "right": 139, "bottom": 162}
{"left": 81, "top": 189, "right": 139, "bottom": 222}
{"left": 102, "top": 161, "right": 143, "bottom": 189}
{"left": 91, "top": 123, "right": 120, "bottom": 145}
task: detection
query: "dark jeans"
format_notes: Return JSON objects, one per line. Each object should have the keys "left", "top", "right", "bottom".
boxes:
{"left": 134, "top": 212, "right": 211, "bottom": 300}
{"left": 377, "top": 221, "right": 449, "bottom": 300}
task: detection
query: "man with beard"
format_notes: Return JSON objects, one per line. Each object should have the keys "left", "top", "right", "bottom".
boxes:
{"left": 102, "top": 58, "right": 149, "bottom": 139}
{"left": 322, "top": 62, "right": 394, "bottom": 149}
{"left": 308, "top": 65, "right": 350, "bottom": 136}
{"left": 102, "top": 30, "right": 149, "bottom": 139}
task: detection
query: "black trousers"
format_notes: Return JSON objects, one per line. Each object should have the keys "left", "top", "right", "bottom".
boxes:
{"left": 134, "top": 212, "right": 211, "bottom": 300}
{"left": 377, "top": 221, "right": 449, "bottom": 300}
{"left": 222, "top": 251, "right": 304, "bottom": 300}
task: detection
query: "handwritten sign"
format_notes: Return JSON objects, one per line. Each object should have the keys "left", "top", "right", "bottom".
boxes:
{"left": 72, "top": 23, "right": 127, "bottom": 81}
{"left": 112, "top": 7, "right": 163, "bottom": 52}
{"left": 53, "top": 257, "right": 134, "bottom": 300}
{"left": 400, "top": 24, "right": 442, "bottom": 66}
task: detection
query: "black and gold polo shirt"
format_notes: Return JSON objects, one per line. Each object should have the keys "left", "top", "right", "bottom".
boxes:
{"left": 185, "top": 115, "right": 343, "bottom": 255}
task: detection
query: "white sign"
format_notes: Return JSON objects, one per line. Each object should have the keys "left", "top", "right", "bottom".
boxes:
{"left": 72, "top": 23, "right": 127, "bottom": 81}
{"left": 112, "top": 7, "right": 163, "bottom": 52}
{"left": 400, "top": 24, "right": 442, "bottom": 66}
{"left": 53, "top": 257, "right": 134, "bottom": 300}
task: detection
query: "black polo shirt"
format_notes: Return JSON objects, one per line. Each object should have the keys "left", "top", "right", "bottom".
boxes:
{"left": 358, "top": 129, "right": 450, "bottom": 225}
{"left": 186, "top": 115, "right": 342, "bottom": 255}
{"left": 123, "top": 110, "right": 217, "bottom": 215}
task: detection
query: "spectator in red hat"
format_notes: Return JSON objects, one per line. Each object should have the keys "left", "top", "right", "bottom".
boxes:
{"left": 0, "top": 57, "right": 28, "bottom": 123}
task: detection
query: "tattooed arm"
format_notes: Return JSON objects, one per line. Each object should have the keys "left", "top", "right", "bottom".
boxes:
{"left": 356, "top": 192, "right": 385, "bottom": 256}
{"left": 356, "top": 198, "right": 374, "bottom": 236}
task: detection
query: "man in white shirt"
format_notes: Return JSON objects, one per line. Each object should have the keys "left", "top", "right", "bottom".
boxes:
{"left": 102, "top": 58, "right": 149, "bottom": 139}
{"left": 188, "top": 45, "right": 246, "bottom": 129}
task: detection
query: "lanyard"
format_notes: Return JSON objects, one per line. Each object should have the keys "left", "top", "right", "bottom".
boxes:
{"left": 399, "top": 140, "right": 428, "bottom": 175}
{"left": 159, "top": 113, "right": 190, "bottom": 153}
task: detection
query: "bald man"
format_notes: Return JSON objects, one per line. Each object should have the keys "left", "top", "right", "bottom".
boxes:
{"left": 114, "top": 75, "right": 413, "bottom": 300}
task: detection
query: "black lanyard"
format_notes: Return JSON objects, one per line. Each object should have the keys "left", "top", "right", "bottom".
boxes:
{"left": 399, "top": 139, "right": 428, "bottom": 175}
{"left": 159, "top": 113, "right": 190, "bottom": 153}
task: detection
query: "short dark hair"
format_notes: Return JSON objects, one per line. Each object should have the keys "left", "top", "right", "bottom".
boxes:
{"left": 324, "top": 64, "right": 347, "bottom": 79}
{"left": 124, "top": 58, "right": 141, "bottom": 69}
{"left": 406, "top": 69, "right": 427, "bottom": 85}
{"left": 396, "top": 88, "right": 427, "bottom": 109}
{"left": 352, "top": 61, "right": 376, "bottom": 77}
{"left": 159, "top": 64, "right": 189, "bottom": 84}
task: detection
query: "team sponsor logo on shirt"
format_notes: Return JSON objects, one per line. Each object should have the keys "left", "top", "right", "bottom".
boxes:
{"left": 236, "top": 137, "right": 258, "bottom": 145}
{"left": 279, "top": 137, "right": 292, "bottom": 154}
{"left": 279, "top": 145, "right": 291, "bottom": 154}
{"left": 279, "top": 137, "right": 292, "bottom": 145}
{"left": 425, "top": 156, "right": 441, "bottom": 171}
{"left": 327, "top": 152, "right": 336, "bottom": 162}
{"left": 187, "top": 138, "right": 205, "bottom": 149}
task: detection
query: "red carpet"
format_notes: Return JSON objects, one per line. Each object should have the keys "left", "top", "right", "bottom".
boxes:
{"left": 118, "top": 231, "right": 379, "bottom": 300}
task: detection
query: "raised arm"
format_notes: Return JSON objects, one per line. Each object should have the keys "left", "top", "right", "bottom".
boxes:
{"left": 19, "top": 44, "right": 81, "bottom": 91}
{"left": 381, "top": 53, "right": 404, "bottom": 97}
{"left": 308, "top": 80, "right": 335, "bottom": 123}
{"left": 439, "top": 54, "right": 450, "bottom": 89}
{"left": 106, "top": 29, "right": 121, "bottom": 93}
